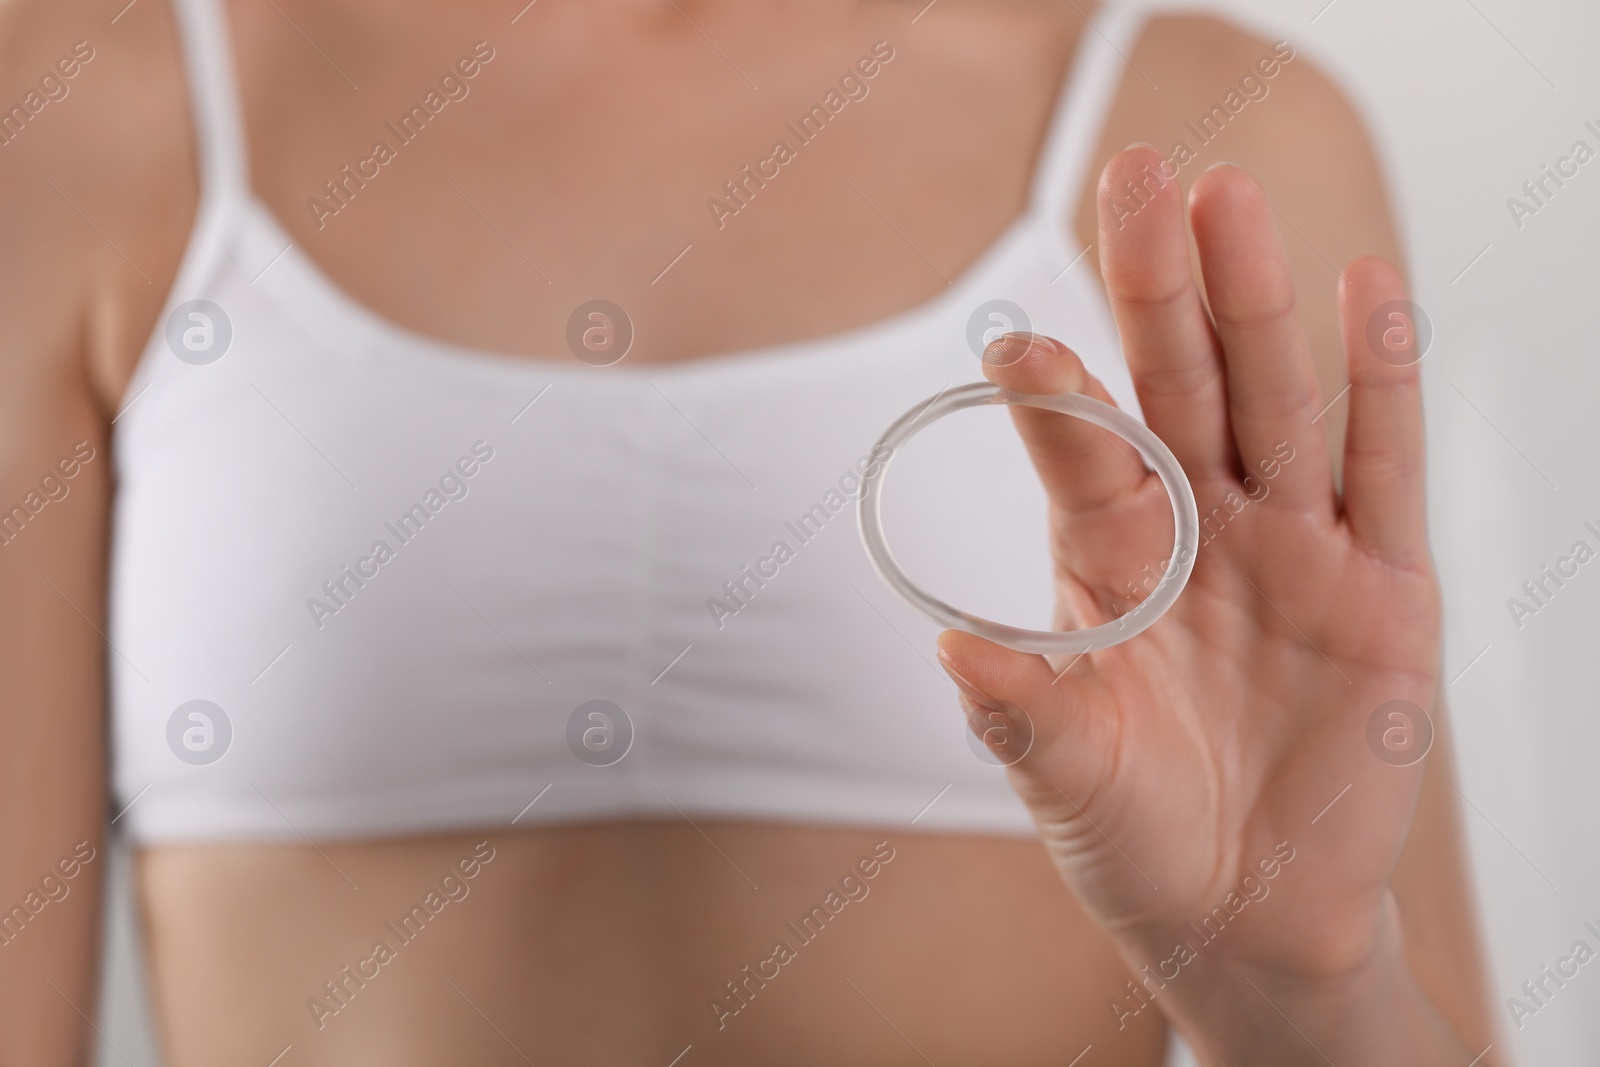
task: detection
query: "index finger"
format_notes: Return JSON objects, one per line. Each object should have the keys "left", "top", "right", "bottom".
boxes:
{"left": 982, "top": 333, "right": 1149, "bottom": 516}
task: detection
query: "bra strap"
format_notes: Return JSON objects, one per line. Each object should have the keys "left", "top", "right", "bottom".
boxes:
{"left": 1028, "top": 3, "right": 1150, "bottom": 235}
{"left": 171, "top": 0, "right": 250, "bottom": 200}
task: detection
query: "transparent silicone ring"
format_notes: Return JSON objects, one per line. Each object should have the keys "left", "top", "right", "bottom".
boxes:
{"left": 857, "top": 382, "right": 1200, "bottom": 655}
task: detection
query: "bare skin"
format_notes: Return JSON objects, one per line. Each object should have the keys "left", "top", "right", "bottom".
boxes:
{"left": 0, "top": 1, "right": 1494, "bottom": 1064}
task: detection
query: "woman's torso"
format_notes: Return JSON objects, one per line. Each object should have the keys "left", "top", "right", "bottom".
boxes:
{"left": 103, "top": 0, "right": 1175, "bottom": 1062}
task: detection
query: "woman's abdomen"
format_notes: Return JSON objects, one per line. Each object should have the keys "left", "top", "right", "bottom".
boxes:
{"left": 139, "top": 823, "right": 1168, "bottom": 1067}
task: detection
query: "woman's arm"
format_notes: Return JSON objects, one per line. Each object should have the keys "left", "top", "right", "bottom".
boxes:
{"left": 0, "top": 167, "right": 112, "bottom": 1067}
{"left": 0, "top": 334, "right": 110, "bottom": 1066}
{"left": 0, "top": 1, "right": 194, "bottom": 1060}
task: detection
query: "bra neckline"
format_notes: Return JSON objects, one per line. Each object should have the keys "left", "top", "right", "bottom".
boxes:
{"left": 239, "top": 190, "right": 1072, "bottom": 387}
{"left": 122, "top": 0, "right": 1142, "bottom": 410}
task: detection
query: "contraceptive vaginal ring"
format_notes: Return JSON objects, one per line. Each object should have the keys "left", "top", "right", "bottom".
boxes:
{"left": 858, "top": 382, "right": 1200, "bottom": 656}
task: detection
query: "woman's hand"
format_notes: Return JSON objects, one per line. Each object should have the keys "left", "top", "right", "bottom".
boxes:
{"left": 936, "top": 149, "right": 1474, "bottom": 1062}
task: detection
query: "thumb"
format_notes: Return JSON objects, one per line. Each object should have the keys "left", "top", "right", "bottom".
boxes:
{"left": 935, "top": 629, "right": 1115, "bottom": 812}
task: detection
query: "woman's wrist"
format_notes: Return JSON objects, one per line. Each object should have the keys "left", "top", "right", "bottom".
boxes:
{"left": 1116, "top": 895, "right": 1478, "bottom": 1066}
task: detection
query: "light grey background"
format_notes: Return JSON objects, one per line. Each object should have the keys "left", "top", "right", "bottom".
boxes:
{"left": 95, "top": 0, "right": 1600, "bottom": 1063}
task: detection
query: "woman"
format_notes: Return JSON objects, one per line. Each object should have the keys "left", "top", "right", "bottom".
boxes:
{"left": 0, "top": 0, "right": 1497, "bottom": 1062}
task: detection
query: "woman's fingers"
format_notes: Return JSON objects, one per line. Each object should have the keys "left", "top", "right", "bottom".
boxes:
{"left": 1338, "top": 255, "right": 1428, "bottom": 566}
{"left": 1187, "top": 165, "right": 1335, "bottom": 515}
{"left": 1097, "top": 147, "right": 1234, "bottom": 480}
{"left": 981, "top": 334, "right": 1148, "bottom": 515}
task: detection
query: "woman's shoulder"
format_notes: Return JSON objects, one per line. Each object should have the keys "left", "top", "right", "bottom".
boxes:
{"left": 0, "top": 0, "right": 196, "bottom": 413}
{"left": 1129, "top": 7, "right": 1385, "bottom": 178}
{"left": 1072, "top": 5, "right": 1400, "bottom": 270}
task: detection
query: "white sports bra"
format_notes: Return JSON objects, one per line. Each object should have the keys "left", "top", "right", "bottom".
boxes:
{"left": 108, "top": 0, "right": 1150, "bottom": 845}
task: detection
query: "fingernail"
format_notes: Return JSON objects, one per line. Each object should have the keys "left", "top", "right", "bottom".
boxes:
{"left": 1124, "top": 141, "right": 1158, "bottom": 152}
{"left": 1204, "top": 160, "right": 1239, "bottom": 173}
